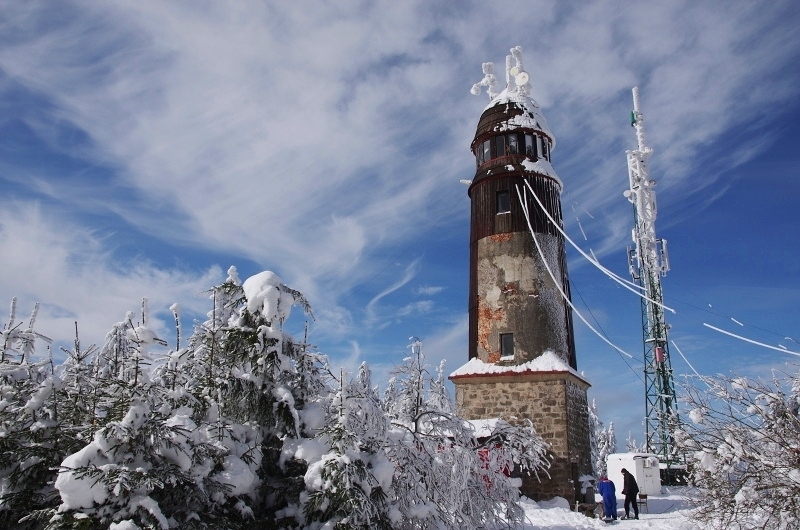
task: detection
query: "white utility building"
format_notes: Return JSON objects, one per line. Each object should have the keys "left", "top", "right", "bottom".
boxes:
{"left": 606, "top": 452, "right": 661, "bottom": 496}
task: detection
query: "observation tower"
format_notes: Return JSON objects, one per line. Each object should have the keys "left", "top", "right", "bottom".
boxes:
{"left": 450, "top": 47, "right": 591, "bottom": 503}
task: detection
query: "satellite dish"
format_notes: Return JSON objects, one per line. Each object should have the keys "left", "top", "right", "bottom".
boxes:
{"left": 509, "top": 66, "right": 520, "bottom": 76}
{"left": 515, "top": 71, "right": 529, "bottom": 85}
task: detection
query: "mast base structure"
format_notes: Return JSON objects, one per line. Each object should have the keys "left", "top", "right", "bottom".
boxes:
{"left": 624, "top": 87, "right": 685, "bottom": 485}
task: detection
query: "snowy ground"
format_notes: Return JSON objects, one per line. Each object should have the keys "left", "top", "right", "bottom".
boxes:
{"left": 515, "top": 488, "right": 700, "bottom": 529}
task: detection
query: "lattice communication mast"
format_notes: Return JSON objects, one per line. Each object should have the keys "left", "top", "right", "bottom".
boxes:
{"left": 623, "top": 87, "right": 681, "bottom": 476}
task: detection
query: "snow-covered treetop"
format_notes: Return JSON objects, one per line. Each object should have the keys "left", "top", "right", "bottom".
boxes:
{"left": 470, "top": 45, "right": 555, "bottom": 148}
{"left": 242, "top": 270, "right": 298, "bottom": 324}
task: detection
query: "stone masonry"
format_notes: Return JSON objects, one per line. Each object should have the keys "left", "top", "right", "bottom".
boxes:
{"left": 451, "top": 369, "right": 591, "bottom": 501}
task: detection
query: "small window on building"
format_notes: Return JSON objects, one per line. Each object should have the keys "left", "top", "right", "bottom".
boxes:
{"left": 475, "top": 146, "right": 483, "bottom": 166}
{"left": 500, "top": 333, "right": 514, "bottom": 358}
{"left": 496, "top": 190, "right": 510, "bottom": 214}
{"left": 525, "top": 134, "right": 534, "bottom": 157}
{"left": 542, "top": 138, "right": 549, "bottom": 160}
{"left": 483, "top": 140, "right": 491, "bottom": 163}
{"left": 508, "top": 134, "right": 518, "bottom": 154}
{"left": 495, "top": 135, "right": 506, "bottom": 157}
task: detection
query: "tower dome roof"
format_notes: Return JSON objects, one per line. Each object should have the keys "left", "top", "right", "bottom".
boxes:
{"left": 469, "top": 47, "right": 562, "bottom": 188}
{"left": 474, "top": 88, "right": 555, "bottom": 148}
{"left": 469, "top": 45, "right": 555, "bottom": 148}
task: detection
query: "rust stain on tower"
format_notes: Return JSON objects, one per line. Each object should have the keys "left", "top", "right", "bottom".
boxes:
{"left": 490, "top": 233, "right": 512, "bottom": 243}
{"left": 477, "top": 297, "right": 506, "bottom": 356}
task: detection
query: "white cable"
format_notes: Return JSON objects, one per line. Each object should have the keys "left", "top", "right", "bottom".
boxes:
{"left": 516, "top": 185, "right": 633, "bottom": 359}
{"left": 670, "top": 340, "right": 707, "bottom": 383}
{"left": 576, "top": 218, "right": 588, "bottom": 241}
{"left": 522, "top": 180, "right": 676, "bottom": 314}
{"left": 526, "top": 181, "right": 642, "bottom": 290}
{"left": 703, "top": 323, "right": 800, "bottom": 357}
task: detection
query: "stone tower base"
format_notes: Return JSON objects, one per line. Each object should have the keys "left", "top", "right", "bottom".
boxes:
{"left": 450, "top": 367, "right": 591, "bottom": 503}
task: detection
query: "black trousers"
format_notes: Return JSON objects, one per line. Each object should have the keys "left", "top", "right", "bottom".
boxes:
{"left": 624, "top": 493, "right": 639, "bottom": 517}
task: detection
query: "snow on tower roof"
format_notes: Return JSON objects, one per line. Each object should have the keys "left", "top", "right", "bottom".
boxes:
{"left": 449, "top": 350, "right": 588, "bottom": 384}
{"left": 521, "top": 153, "right": 562, "bottom": 188}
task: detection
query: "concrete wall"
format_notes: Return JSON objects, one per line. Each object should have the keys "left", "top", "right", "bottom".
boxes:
{"left": 472, "top": 231, "right": 571, "bottom": 366}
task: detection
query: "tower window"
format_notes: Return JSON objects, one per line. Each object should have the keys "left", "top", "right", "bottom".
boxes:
{"left": 508, "top": 134, "right": 519, "bottom": 154}
{"left": 496, "top": 190, "right": 510, "bottom": 214}
{"left": 495, "top": 135, "right": 506, "bottom": 157}
{"left": 483, "top": 140, "right": 491, "bottom": 163}
{"left": 500, "top": 333, "right": 514, "bottom": 358}
{"left": 525, "top": 134, "right": 535, "bottom": 157}
{"left": 542, "top": 139, "right": 549, "bottom": 160}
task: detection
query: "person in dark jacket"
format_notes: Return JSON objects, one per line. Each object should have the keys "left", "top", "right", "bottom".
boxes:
{"left": 596, "top": 476, "right": 617, "bottom": 521}
{"left": 620, "top": 468, "right": 639, "bottom": 520}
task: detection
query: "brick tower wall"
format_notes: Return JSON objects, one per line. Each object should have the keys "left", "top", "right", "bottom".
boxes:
{"left": 452, "top": 371, "right": 592, "bottom": 502}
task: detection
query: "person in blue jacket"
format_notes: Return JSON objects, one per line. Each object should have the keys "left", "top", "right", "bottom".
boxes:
{"left": 596, "top": 475, "right": 617, "bottom": 521}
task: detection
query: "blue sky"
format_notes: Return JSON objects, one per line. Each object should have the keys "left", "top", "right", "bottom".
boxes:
{"left": 1, "top": 0, "right": 799, "bottom": 443}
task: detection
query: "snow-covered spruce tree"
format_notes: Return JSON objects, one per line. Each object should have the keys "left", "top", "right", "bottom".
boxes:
{"left": 588, "top": 399, "right": 603, "bottom": 477}
{"left": 89, "top": 303, "right": 160, "bottom": 425}
{"left": 381, "top": 339, "right": 549, "bottom": 529}
{"left": 180, "top": 267, "right": 326, "bottom": 526}
{"left": 596, "top": 421, "right": 616, "bottom": 476}
{"left": 588, "top": 401, "right": 623, "bottom": 478}
{"left": 676, "top": 370, "right": 800, "bottom": 530}
{"left": 20, "top": 324, "right": 105, "bottom": 529}
{"left": 46, "top": 305, "right": 213, "bottom": 529}
{"left": 44, "top": 267, "right": 324, "bottom": 529}
{"left": 56, "top": 326, "right": 100, "bottom": 447}
{"left": 301, "top": 363, "right": 393, "bottom": 530}
{"left": 0, "top": 300, "right": 69, "bottom": 529}
{"left": 625, "top": 432, "right": 644, "bottom": 453}
{"left": 47, "top": 296, "right": 271, "bottom": 530}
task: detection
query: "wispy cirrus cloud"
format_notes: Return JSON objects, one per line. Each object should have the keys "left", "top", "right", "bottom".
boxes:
{"left": 0, "top": 1, "right": 797, "bottom": 408}
{"left": 0, "top": 201, "right": 221, "bottom": 351}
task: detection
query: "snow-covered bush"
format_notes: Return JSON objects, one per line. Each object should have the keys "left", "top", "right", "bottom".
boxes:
{"left": 380, "top": 339, "right": 550, "bottom": 529}
{"left": 291, "top": 339, "right": 551, "bottom": 529}
{"left": 300, "top": 363, "right": 393, "bottom": 529}
{"left": 677, "top": 370, "right": 800, "bottom": 529}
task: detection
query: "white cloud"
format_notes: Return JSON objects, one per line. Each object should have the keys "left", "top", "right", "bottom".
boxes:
{"left": 364, "top": 259, "right": 420, "bottom": 325}
{"left": 0, "top": 201, "right": 222, "bottom": 354}
{"left": 3, "top": 1, "right": 796, "bottom": 290}
{"left": 416, "top": 285, "right": 445, "bottom": 296}
{"left": 397, "top": 300, "right": 434, "bottom": 317}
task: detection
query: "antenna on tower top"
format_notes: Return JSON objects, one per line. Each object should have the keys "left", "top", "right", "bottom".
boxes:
{"left": 470, "top": 62, "right": 499, "bottom": 98}
{"left": 631, "top": 86, "right": 648, "bottom": 153}
{"left": 470, "top": 45, "right": 532, "bottom": 99}
{"left": 509, "top": 46, "right": 531, "bottom": 96}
